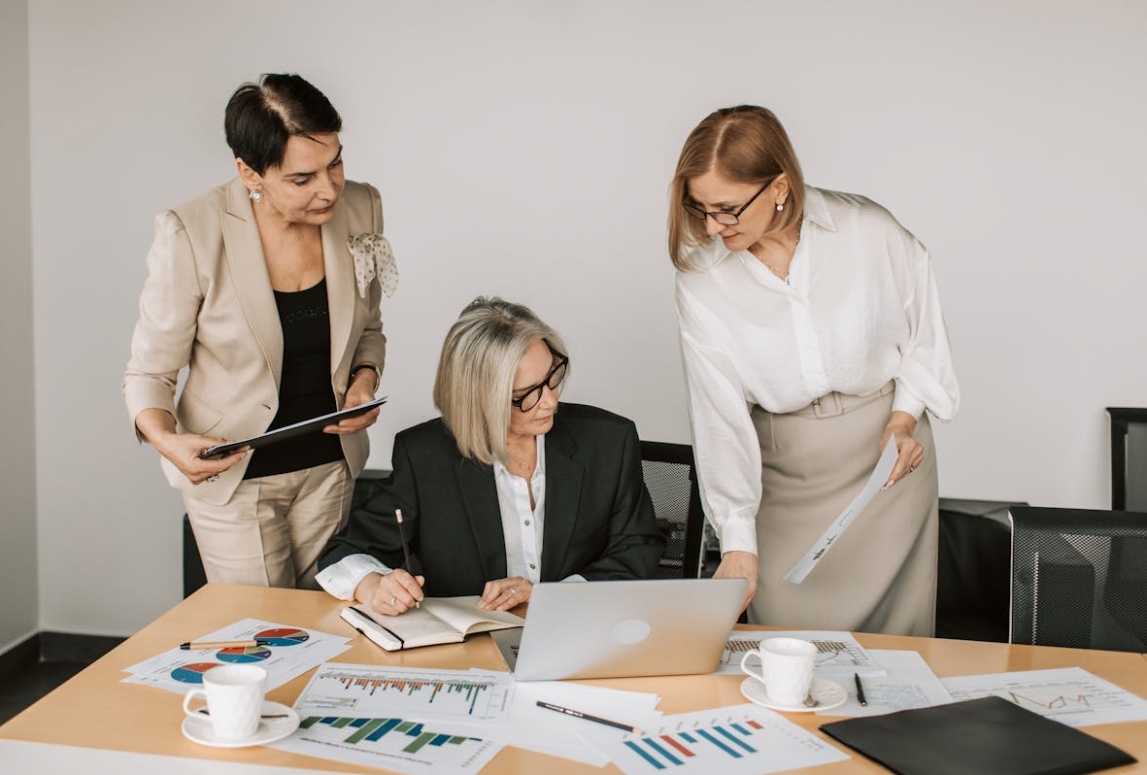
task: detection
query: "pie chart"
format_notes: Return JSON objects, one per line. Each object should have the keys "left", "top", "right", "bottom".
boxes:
{"left": 171, "top": 662, "right": 218, "bottom": 684}
{"left": 255, "top": 627, "right": 310, "bottom": 647}
{"left": 217, "top": 645, "right": 272, "bottom": 663}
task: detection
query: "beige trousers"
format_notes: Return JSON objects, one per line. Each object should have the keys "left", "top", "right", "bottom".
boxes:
{"left": 183, "top": 460, "right": 353, "bottom": 589}
{"left": 748, "top": 384, "right": 939, "bottom": 636}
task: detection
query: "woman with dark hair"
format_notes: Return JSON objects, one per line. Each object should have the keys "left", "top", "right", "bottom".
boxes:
{"left": 124, "top": 73, "right": 397, "bottom": 589}
{"left": 667, "top": 105, "right": 959, "bottom": 635}
{"left": 316, "top": 297, "right": 665, "bottom": 616}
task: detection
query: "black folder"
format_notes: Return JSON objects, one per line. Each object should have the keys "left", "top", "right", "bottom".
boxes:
{"left": 820, "top": 696, "right": 1135, "bottom": 775}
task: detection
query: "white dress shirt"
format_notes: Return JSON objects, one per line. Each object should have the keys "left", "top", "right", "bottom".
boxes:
{"left": 676, "top": 187, "right": 960, "bottom": 555}
{"left": 317, "top": 435, "right": 584, "bottom": 599}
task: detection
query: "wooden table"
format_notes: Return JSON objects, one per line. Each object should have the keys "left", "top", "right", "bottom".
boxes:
{"left": 3, "top": 583, "right": 1146, "bottom": 774}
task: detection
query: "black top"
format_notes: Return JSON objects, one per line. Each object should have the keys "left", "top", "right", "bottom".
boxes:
{"left": 244, "top": 279, "right": 344, "bottom": 479}
{"left": 318, "top": 403, "right": 666, "bottom": 596}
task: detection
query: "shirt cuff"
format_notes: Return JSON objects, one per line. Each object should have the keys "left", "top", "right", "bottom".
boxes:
{"left": 891, "top": 381, "right": 926, "bottom": 420}
{"left": 717, "top": 514, "right": 759, "bottom": 556}
{"left": 560, "top": 574, "right": 588, "bottom": 583}
{"left": 316, "top": 554, "right": 393, "bottom": 600}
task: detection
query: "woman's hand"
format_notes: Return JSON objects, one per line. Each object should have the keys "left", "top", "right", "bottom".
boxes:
{"left": 356, "top": 570, "right": 426, "bottom": 616}
{"left": 478, "top": 577, "right": 532, "bottom": 611}
{"left": 325, "top": 368, "right": 381, "bottom": 435}
{"left": 136, "top": 408, "right": 247, "bottom": 484}
{"left": 880, "top": 410, "right": 925, "bottom": 489}
{"left": 713, "top": 550, "right": 758, "bottom": 614}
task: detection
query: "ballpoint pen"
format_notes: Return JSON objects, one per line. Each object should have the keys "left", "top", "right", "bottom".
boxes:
{"left": 395, "top": 509, "right": 420, "bottom": 608}
{"left": 179, "top": 639, "right": 267, "bottom": 650}
{"left": 854, "top": 672, "right": 868, "bottom": 706}
{"left": 536, "top": 701, "right": 644, "bottom": 735}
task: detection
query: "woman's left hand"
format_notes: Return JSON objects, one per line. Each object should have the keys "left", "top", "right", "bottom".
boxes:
{"left": 324, "top": 370, "right": 381, "bottom": 435}
{"left": 478, "top": 577, "right": 533, "bottom": 611}
{"left": 880, "top": 410, "right": 925, "bottom": 489}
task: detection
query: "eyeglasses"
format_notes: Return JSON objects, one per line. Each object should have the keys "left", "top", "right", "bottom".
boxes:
{"left": 683, "top": 178, "right": 774, "bottom": 226}
{"left": 511, "top": 349, "right": 569, "bottom": 413}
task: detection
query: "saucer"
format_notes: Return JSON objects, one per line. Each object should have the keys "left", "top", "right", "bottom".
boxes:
{"left": 182, "top": 700, "right": 300, "bottom": 748}
{"left": 740, "top": 676, "right": 847, "bottom": 713}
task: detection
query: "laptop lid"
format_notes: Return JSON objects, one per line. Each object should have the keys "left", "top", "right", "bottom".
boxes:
{"left": 494, "top": 578, "right": 747, "bottom": 682}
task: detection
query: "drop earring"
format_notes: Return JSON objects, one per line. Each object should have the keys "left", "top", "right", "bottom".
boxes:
{"left": 249, "top": 189, "right": 263, "bottom": 202}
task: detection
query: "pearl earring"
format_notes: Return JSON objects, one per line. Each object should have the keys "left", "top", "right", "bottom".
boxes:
{"left": 249, "top": 190, "right": 263, "bottom": 202}
{"left": 776, "top": 202, "right": 784, "bottom": 212}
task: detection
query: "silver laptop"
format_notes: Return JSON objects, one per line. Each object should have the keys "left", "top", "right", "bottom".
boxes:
{"left": 492, "top": 577, "right": 747, "bottom": 681}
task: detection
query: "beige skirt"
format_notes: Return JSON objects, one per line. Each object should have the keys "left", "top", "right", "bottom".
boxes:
{"left": 748, "top": 383, "right": 938, "bottom": 636}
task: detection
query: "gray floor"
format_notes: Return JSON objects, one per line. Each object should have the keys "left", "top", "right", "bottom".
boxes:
{"left": 0, "top": 661, "right": 87, "bottom": 726}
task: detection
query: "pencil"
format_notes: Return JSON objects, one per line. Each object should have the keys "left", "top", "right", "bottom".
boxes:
{"left": 180, "top": 639, "right": 261, "bottom": 650}
{"left": 854, "top": 672, "right": 868, "bottom": 706}
{"left": 395, "top": 509, "right": 420, "bottom": 608}
{"left": 536, "top": 700, "right": 644, "bottom": 735}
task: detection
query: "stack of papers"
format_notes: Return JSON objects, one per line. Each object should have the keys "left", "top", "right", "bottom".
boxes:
{"left": 121, "top": 618, "right": 351, "bottom": 693}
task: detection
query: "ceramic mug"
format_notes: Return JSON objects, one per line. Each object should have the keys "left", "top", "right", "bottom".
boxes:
{"left": 740, "top": 637, "right": 816, "bottom": 707}
{"left": 182, "top": 664, "right": 267, "bottom": 741}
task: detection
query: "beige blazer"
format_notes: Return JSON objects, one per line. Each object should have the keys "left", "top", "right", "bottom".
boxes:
{"left": 124, "top": 177, "right": 387, "bottom": 505}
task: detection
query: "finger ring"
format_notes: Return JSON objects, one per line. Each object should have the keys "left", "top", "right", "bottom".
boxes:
{"left": 909, "top": 466, "right": 916, "bottom": 473}
{"left": 206, "top": 474, "right": 220, "bottom": 483}
{"left": 389, "top": 597, "right": 397, "bottom": 607}
{"left": 509, "top": 587, "right": 518, "bottom": 595}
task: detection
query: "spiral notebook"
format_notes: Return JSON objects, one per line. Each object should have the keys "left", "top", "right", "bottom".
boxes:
{"left": 820, "top": 695, "right": 1135, "bottom": 775}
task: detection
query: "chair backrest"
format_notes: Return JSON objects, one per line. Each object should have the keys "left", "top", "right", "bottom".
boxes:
{"left": 639, "top": 440, "right": 708, "bottom": 579}
{"left": 1108, "top": 407, "right": 1147, "bottom": 511}
{"left": 1009, "top": 506, "right": 1147, "bottom": 651}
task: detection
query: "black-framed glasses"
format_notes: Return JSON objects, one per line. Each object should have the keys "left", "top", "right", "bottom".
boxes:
{"left": 511, "top": 349, "right": 569, "bottom": 412}
{"left": 683, "top": 178, "right": 774, "bottom": 226}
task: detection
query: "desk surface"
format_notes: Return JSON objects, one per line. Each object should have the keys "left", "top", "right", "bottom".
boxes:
{"left": 3, "top": 584, "right": 1146, "bottom": 774}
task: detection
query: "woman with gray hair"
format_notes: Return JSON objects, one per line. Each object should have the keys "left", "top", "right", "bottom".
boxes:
{"left": 316, "top": 297, "right": 665, "bottom": 615}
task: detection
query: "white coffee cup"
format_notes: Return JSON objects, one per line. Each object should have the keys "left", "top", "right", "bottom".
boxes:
{"left": 182, "top": 664, "right": 267, "bottom": 741}
{"left": 740, "top": 637, "right": 817, "bottom": 707}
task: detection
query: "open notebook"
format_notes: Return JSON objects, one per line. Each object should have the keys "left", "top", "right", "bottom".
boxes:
{"left": 341, "top": 596, "right": 524, "bottom": 651}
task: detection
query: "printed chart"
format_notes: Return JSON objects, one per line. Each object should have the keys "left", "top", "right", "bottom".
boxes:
{"left": 586, "top": 705, "right": 847, "bottom": 775}
{"left": 293, "top": 664, "right": 514, "bottom": 723}
{"left": 715, "top": 630, "right": 884, "bottom": 677}
{"left": 274, "top": 713, "right": 502, "bottom": 775}
{"left": 944, "top": 667, "right": 1147, "bottom": 727}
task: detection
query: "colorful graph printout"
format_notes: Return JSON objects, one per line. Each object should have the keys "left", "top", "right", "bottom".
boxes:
{"left": 216, "top": 646, "right": 272, "bottom": 664}
{"left": 583, "top": 704, "right": 848, "bottom": 775}
{"left": 273, "top": 714, "right": 502, "bottom": 775}
{"left": 170, "top": 663, "right": 217, "bottom": 684}
{"left": 292, "top": 664, "right": 513, "bottom": 723}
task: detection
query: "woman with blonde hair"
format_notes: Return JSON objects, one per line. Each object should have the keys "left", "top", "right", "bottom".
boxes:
{"left": 317, "top": 297, "right": 664, "bottom": 615}
{"left": 668, "top": 105, "right": 959, "bottom": 635}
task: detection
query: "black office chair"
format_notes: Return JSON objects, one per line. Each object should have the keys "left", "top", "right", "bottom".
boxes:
{"left": 640, "top": 440, "right": 709, "bottom": 579}
{"left": 1107, "top": 407, "right": 1147, "bottom": 512}
{"left": 1009, "top": 506, "right": 1147, "bottom": 651}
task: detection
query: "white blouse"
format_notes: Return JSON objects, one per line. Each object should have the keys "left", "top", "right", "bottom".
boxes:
{"left": 676, "top": 187, "right": 960, "bottom": 556}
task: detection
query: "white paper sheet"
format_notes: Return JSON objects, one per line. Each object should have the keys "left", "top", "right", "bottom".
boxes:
{"left": 784, "top": 437, "right": 898, "bottom": 583}
{"left": 713, "top": 630, "right": 886, "bottom": 677}
{"left": 942, "top": 667, "right": 1147, "bottom": 727}
{"left": 121, "top": 618, "right": 351, "bottom": 694}
{"left": 817, "top": 649, "right": 953, "bottom": 717}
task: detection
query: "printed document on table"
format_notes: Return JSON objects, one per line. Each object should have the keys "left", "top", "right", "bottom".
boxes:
{"left": 714, "top": 630, "right": 885, "bottom": 677}
{"left": 785, "top": 437, "right": 897, "bottom": 584}
{"left": 818, "top": 649, "right": 953, "bottom": 717}
{"left": 121, "top": 618, "right": 350, "bottom": 694}
{"left": 943, "top": 667, "right": 1147, "bottom": 727}
{"left": 578, "top": 703, "right": 848, "bottom": 775}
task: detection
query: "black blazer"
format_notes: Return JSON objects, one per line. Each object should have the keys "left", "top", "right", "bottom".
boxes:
{"left": 319, "top": 403, "right": 665, "bottom": 596}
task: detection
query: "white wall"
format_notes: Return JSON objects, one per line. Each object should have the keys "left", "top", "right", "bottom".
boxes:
{"left": 0, "top": 0, "right": 39, "bottom": 654}
{"left": 23, "top": 0, "right": 1147, "bottom": 636}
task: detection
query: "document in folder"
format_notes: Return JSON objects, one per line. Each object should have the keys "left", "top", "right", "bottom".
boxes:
{"left": 820, "top": 695, "right": 1135, "bottom": 775}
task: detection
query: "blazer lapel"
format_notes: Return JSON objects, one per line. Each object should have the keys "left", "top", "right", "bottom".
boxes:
{"left": 321, "top": 201, "right": 355, "bottom": 378}
{"left": 541, "top": 415, "right": 584, "bottom": 579}
{"left": 222, "top": 178, "right": 282, "bottom": 383}
{"left": 454, "top": 459, "right": 510, "bottom": 580}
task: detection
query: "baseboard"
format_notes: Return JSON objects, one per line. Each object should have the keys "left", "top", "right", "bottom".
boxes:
{"left": 0, "top": 632, "right": 125, "bottom": 682}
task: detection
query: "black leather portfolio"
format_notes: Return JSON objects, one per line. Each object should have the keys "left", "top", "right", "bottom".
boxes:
{"left": 820, "top": 696, "right": 1135, "bottom": 775}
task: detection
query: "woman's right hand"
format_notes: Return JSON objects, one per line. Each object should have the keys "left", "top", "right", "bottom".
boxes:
{"left": 355, "top": 570, "right": 426, "bottom": 616}
{"left": 713, "top": 550, "right": 758, "bottom": 614}
{"left": 135, "top": 408, "right": 247, "bottom": 484}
